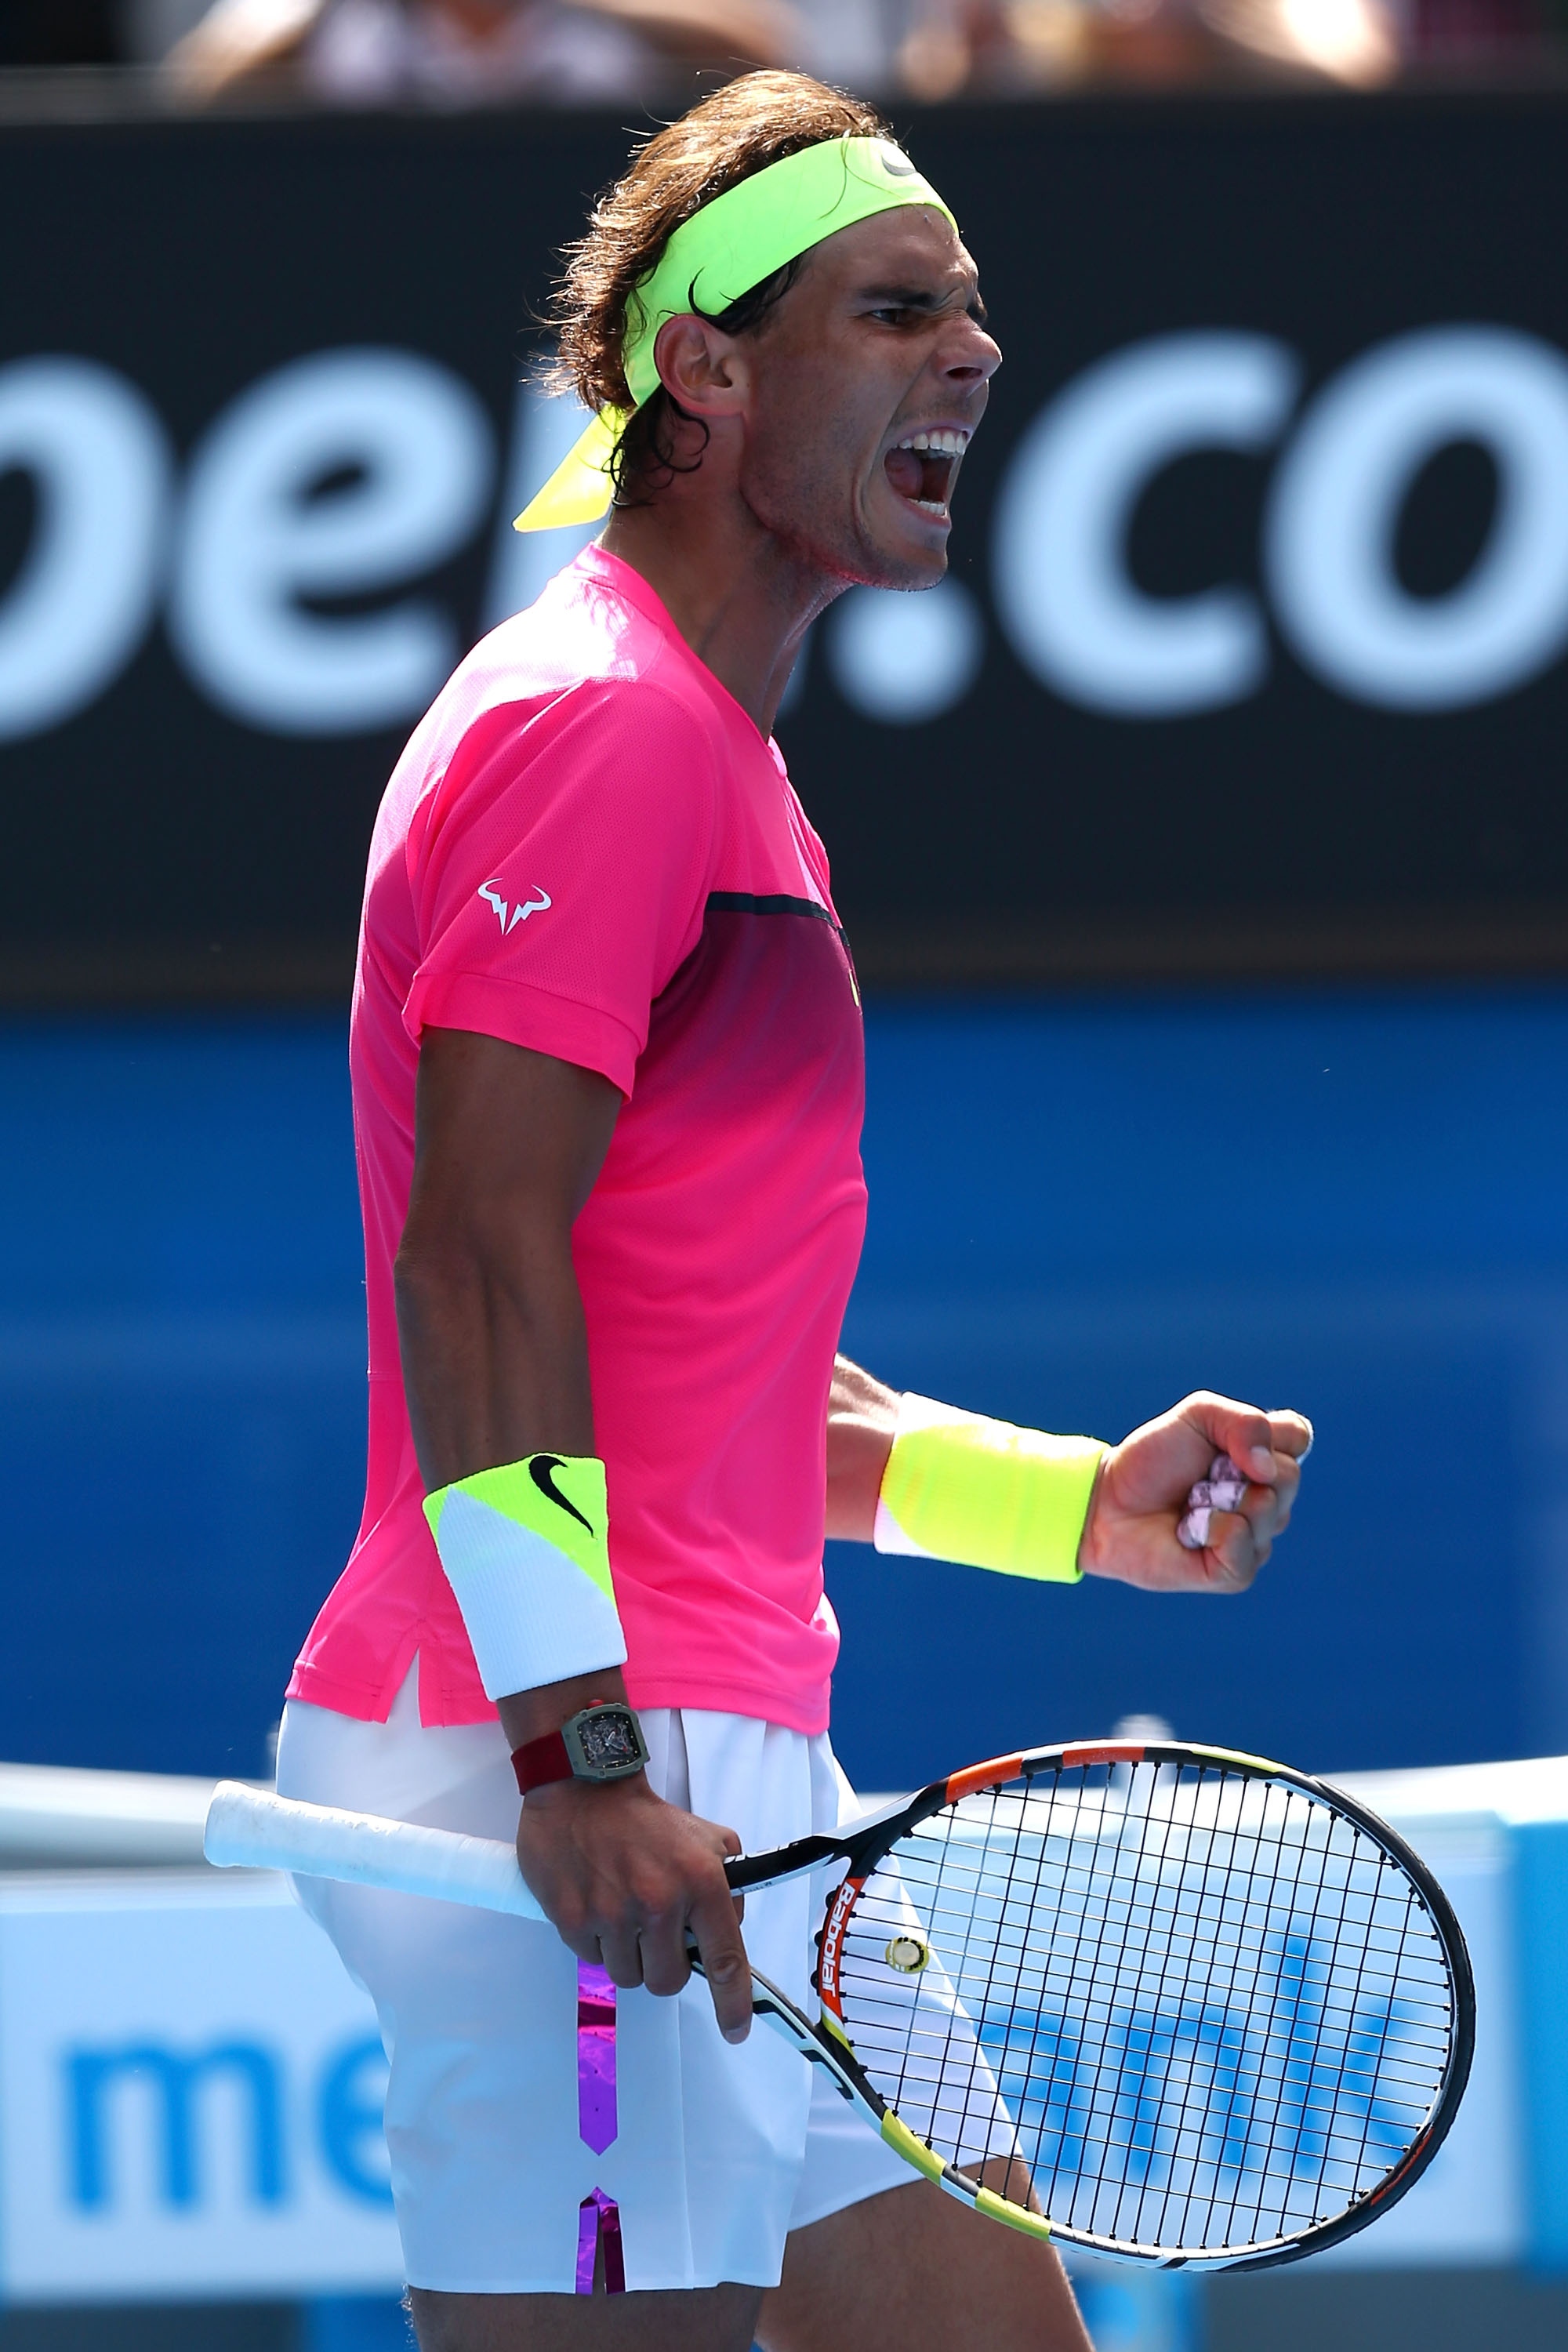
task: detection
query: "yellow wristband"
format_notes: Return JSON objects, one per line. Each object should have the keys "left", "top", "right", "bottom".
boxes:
{"left": 423, "top": 1454, "right": 625, "bottom": 1699}
{"left": 873, "top": 1395, "right": 1106, "bottom": 1584}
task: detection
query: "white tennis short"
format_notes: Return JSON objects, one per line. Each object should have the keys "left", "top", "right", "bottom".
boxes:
{"left": 274, "top": 1668, "right": 912, "bottom": 2292}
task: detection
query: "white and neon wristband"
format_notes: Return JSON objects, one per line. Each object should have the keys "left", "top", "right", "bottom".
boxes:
{"left": 873, "top": 1393, "right": 1107, "bottom": 1584}
{"left": 423, "top": 1453, "right": 626, "bottom": 1700}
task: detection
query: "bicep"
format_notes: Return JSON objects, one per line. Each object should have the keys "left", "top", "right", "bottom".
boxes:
{"left": 408, "top": 1029, "right": 621, "bottom": 1251}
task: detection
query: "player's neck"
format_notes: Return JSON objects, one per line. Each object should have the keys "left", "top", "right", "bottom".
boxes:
{"left": 600, "top": 482, "right": 842, "bottom": 740}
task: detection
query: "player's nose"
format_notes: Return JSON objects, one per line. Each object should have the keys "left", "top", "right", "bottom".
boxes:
{"left": 940, "top": 313, "right": 1003, "bottom": 388}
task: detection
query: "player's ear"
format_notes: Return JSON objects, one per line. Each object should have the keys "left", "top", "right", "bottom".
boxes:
{"left": 652, "top": 315, "right": 748, "bottom": 419}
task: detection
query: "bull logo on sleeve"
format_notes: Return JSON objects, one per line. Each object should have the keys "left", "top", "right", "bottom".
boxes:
{"left": 477, "top": 880, "right": 551, "bottom": 933}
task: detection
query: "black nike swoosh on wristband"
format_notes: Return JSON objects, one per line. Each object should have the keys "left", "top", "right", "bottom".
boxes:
{"left": 528, "top": 1454, "right": 594, "bottom": 1535}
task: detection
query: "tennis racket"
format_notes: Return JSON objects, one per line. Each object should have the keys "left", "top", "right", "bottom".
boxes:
{"left": 208, "top": 1735, "right": 1471, "bottom": 2270}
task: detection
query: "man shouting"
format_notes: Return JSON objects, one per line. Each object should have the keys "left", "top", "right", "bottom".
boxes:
{"left": 278, "top": 69, "right": 1312, "bottom": 2352}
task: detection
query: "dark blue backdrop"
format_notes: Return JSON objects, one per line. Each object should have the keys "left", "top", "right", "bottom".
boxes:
{"left": 5, "top": 988, "right": 1566, "bottom": 1788}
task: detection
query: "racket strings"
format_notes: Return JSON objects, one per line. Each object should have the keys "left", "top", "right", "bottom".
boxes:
{"left": 832, "top": 1762, "right": 1455, "bottom": 2258}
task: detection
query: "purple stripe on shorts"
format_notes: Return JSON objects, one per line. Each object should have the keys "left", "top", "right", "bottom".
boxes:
{"left": 576, "top": 1959, "right": 618, "bottom": 2154}
{"left": 576, "top": 2189, "right": 625, "bottom": 2294}
{"left": 573, "top": 1960, "right": 624, "bottom": 2292}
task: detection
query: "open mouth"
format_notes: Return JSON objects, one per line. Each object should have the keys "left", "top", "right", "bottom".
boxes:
{"left": 884, "top": 427, "right": 971, "bottom": 520}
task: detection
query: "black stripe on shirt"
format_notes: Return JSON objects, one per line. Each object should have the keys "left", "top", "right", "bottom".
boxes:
{"left": 706, "top": 891, "right": 839, "bottom": 926}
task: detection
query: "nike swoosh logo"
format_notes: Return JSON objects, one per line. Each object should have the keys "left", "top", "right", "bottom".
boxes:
{"left": 528, "top": 1454, "right": 593, "bottom": 1535}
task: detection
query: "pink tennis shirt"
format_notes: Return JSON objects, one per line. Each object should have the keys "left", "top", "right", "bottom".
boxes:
{"left": 288, "top": 547, "right": 867, "bottom": 1735}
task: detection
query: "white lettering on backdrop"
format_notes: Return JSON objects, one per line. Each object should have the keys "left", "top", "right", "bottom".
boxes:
{"left": 5, "top": 331, "right": 1568, "bottom": 739}
{"left": 169, "top": 349, "right": 495, "bottom": 735}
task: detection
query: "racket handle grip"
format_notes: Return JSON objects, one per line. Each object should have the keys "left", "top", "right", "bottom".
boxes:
{"left": 204, "top": 1782, "right": 549, "bottom": 1922}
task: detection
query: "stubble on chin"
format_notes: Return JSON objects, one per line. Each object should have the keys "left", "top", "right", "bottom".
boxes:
{"left": 746, "top": 467, "right": 948, "bottom": 594}
{"left": 858, "top": 537, "right": 949, "bottom": 594}
{"left": 740, "top": 432, "right": 947, "bottom": 596}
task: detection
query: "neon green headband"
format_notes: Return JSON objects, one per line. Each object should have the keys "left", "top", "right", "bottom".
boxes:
{"left": 515, "top": 136, "right": 957, "bottom": 533}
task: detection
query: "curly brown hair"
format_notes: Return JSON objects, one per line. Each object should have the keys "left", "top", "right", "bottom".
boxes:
{"left": 548, "top": 71, "right": 891, "bottom": 502}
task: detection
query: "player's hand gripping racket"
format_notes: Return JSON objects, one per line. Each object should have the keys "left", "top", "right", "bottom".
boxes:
{"left": 208, "top": 1733, "right": 1472, "bottom": 2272}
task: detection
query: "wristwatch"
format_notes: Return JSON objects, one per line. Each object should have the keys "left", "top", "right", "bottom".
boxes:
{"left": 512, "top": 1700, "right": 650, "bottom": 1795}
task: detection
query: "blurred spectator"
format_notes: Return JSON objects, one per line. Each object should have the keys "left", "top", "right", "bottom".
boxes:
{"left": 166, "top": 0, "right": 804, "bottom": 100}
{"left": 896, "top": 0, "right": 1403, "bottom": 91}
{"left": 896, "top": 0, "right": 1214, "bottom": 93}
{"left": 1200, "top": 0, "right": 1400, "bottom": 81}
{"left": 158, "top": 0, "right": 1382, "bottom": 96}
{"left": 0, "top": 0, "right": 1549, "bottom": 107}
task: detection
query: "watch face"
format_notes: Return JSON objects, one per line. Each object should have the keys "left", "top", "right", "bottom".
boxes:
{"left": 576, "top": 1709, "right": 643, "bottom": 1774}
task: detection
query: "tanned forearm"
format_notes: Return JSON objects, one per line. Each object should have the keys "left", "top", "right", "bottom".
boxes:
{"left": 826, "top": 1353, "right": 898, "bottom": 1541}
{"left": 395, "top": 1202, "right": 596, "bottom": 1487}
{"left": 394, "top": 1029, "right": 625, "bottom": 1747}
{"left": 395, "top": 1028, "right": 617, "bottom": 1486}
{"left": 394, "top": 1033, "right": 752, "bottom": 2040}
{"left": 397, "top": 1210, "right": 627, "bottom": 1748}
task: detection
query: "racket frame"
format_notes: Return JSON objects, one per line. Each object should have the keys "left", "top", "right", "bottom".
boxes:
{"left": 205, "top": 1740, "right": 1475, "bottom": 2271}
{"left": 723, "top": 1737, "right": 1475, "bottom": 2273}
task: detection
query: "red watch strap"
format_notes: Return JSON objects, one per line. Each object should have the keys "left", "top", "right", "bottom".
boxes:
{"left": 512, "top": 1729, "right": 574, "bottom": 1795}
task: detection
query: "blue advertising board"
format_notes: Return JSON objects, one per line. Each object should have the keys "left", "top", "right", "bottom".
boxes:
{"left": 0, "top": 1758, "right": 1558, "bottom": 2304}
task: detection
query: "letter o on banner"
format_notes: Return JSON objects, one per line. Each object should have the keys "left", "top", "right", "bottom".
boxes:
{"left": 993, "top": 332, "right": 1300, "bottom": 717}
{"left": 827, "top": 579, "right": 985, "bottom": 724}
{"left": 1266, "top": 326, "right": 1568, "bottom": 710}
{"left": 170, "top": 347, "right": 494, "bottom": 735}
{"left": 0, "top": 357, "right": 172, "bottom": 742}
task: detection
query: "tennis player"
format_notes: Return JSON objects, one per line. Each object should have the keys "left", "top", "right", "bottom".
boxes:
{"left": 277, "top": 71, "right": 1312, "bottom": 2352}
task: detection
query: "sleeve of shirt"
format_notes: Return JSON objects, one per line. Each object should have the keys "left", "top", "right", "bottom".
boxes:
{"left": 403, "top": 679, "right": 718, "bottom": 1097}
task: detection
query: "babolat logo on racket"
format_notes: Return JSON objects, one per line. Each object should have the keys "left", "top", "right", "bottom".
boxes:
{"left": 817, "top": 1875, "right": 862, "bottom": 2004}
